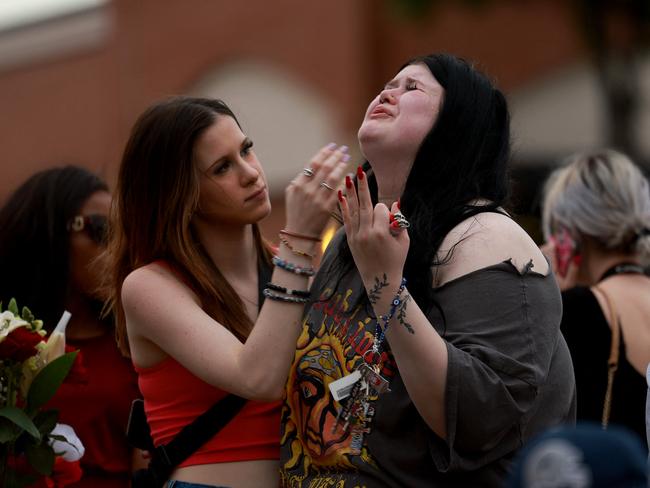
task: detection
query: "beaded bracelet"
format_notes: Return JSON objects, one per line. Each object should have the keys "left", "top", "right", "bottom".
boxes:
{"left": 374, "top": 278, "right": 408, "bottom": 347}
{"left": 272, "top": 256, "right": 315, "bottom": 276}
{"left": 279, "top": 229, "right": 322, "bottom": 242}
{"left": 266, "top": 282, "right": 311, "bottom": 298}
{"left": 278, "top": 234, "right": 315, "bottom": 259}
{"left": 263, "top": 288, "right": 310, "bottom": 304}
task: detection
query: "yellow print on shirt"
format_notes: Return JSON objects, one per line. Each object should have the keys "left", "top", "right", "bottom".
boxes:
{"left": 281, "top": 287, "right": 396, "bottom": 484}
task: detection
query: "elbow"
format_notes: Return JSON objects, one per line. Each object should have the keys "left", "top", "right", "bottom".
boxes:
{"left": 240, "top": 375, "right": 286, "bottom": 402}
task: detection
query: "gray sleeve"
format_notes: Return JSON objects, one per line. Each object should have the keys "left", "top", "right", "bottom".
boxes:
{"left": 427, "top": 264, "right": 565, "bottom": 472}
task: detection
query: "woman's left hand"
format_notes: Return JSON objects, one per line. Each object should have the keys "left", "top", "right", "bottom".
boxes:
{"left": 339, "top": 166, "right": 410, "bottom": 289}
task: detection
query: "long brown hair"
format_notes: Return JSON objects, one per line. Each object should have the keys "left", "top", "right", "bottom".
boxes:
{"left": 106, "top": 97, "right": 272, "bottom": 356}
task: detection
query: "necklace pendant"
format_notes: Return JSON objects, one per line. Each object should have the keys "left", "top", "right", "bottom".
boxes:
{"left": 359, "top": 362, "right": 391, "bottom": 395}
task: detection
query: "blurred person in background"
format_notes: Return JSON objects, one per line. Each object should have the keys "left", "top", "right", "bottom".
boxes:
{"left": 280, "top": 53, "right": 576, "bottom": 487}
{"left": 106, "top": 96, "right": 347, "bottom": 488}
{"left": 542, "top": 149, "right": 650, "bottom": 450}
{"left": 505, "top": 422, "right": 648, "bottom": 488}
{"left": 0, "top": 166, "right": 142, "bottom": 487}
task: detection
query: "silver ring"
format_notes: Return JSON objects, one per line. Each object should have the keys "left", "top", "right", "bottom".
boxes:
{"left": 393, "top": 210, "right": 410, "bottom": 229}
{"left": 303, "top": 167, "right": 314, "bottom": 177}
{"left": 320, "top": 182, "right": 335, "bottom": 191}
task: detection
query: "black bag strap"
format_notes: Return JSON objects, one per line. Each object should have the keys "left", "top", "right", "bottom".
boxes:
{"left": 144, "top": 395, "right": 247, "bottom": 484}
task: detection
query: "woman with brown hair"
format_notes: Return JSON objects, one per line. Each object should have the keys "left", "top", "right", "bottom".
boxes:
{"left": 106, "top": 96, "right": 347, "bottom": 487}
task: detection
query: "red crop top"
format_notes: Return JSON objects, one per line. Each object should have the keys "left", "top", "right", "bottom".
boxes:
{"left": 135, "top": 356, "right": 281, "bottom": 467}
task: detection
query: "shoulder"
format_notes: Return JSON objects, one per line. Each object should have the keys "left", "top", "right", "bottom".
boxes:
{"left": 435, "top": 211, "right": 549, "bottom": 286}
{"left": 121, "top": 262, "right": 198, "bottom": 313}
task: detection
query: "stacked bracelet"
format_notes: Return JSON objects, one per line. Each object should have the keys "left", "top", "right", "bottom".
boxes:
{"left": 263, "top": 289, "right": 310, "bottom": 304}
{"left": 266, "top": 282, "right": 311, "bottom": 298}
{"left": 279, "top": 229, "right": 322, "bottom": 242}
{"left": 375, "top": 278, "right": 408, "bottom": 347}
{"left": 278, "top": 234, "right": 315, "bottom": 259}
{"left": 272, "top": 256, "right": 315, "bottom": 276}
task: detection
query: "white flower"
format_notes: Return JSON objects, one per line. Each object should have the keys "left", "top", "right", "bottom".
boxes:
{"left": 0, "top": 310, "right": 29, "bottom": 340}
{"left": 48, "top": 423, "right": 85, "bottom": 462}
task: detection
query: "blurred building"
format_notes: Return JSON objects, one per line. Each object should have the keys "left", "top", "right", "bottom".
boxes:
{"left": 0, "top": 0, "right": 648, "bottom": 239}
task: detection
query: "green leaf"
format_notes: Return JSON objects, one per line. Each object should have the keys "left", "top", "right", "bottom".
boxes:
{"left": 0, "top": 406, "right": 40, "bottom": 440}
{"left": 0, "top": 416, "right": 20, "bottom": 442}
{"left": 26, "top": 351, "right": 78, "bottom": 413}
{"left": 21, "top": 306, "right": 34, "bottom": 323}
{"left": 25, "top": 443, "right": 55, "bottom": 475}
{"left": 33, "top": 409, "right": 59, "bottom": 436}
{"left": 8, "top": 298, "right": 19, "bottom": 315}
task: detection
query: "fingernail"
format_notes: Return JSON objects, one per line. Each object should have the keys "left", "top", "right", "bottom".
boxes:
{"left": 327, "top": 142, "right": 337, "bottom": 150}
{"left": 342, "top": 154, "right": 351, "bottom": 163}
{"left": 339, "top": 145, "right": 349, "bottom": 153}
{"left": 391, "top": 221, "right": 400, "bottom": 229}
{"left": 397, "top": 198, "right": 401, "bottom": 210}
{"left": 573, "top": 255, "right": 582, "bottom": 266}
{"left": 389, "top": 213, "right": 395, "bottom": 223}
{"left": 345, "top": 175, "right": 352, "bottom": 188}
{"left": 338, "top": 190, "right": 343, "bottom": 202}
{"left": 356, "top": 166, "right": 364, "bottom": 180}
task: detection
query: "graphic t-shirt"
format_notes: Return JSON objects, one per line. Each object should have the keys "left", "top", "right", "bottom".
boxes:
{"left": 280, "top": 232, "right": 576, "bottom": 487}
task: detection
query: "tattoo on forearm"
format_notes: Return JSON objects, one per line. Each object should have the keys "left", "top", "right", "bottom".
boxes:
{"left": 368, "top": 273, "right": 389, "bottom": 304}
{"left": 397, "top": 294, "right": 415, "bottom": 334}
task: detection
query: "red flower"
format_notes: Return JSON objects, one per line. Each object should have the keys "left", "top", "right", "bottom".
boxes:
{"left": 0, "top": 326, "right": 42, "bottom": 361}
{"left": 22, "top": 458, "right": 83, "bottom": 488}
{"left": 50, "top": 458, "right": 83, "bottom": 487}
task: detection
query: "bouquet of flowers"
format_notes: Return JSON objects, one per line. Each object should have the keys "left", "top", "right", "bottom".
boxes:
{"left": 0, "top": 299, "right": 83, "bottom": 488}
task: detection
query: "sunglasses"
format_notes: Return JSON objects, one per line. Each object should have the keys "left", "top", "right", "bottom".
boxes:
{"left": 68, "top": 214, "right": 108, "bottom": 246}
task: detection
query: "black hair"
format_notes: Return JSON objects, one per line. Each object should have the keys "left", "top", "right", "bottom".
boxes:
{"left": 329, "top": 53, "right": 511, "bottom": 314}
{"left": 0, "top": 166, "right": 108, "bottom": 330}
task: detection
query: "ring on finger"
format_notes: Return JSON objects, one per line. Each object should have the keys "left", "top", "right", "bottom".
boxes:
{"left": 303, "top": 167, "right": 315, "bottom": 177}
{"left": 393, "top": 210, "right": 410, "bottom": 229}
{"left": 320, "top": 181, "right": 335, "bottom": 191}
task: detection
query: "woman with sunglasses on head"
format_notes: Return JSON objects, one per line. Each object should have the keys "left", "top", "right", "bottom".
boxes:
{"left": 279, "top": 54, "right": 576, "bottom": 487}
{"left": 105, "top": 96, "right": 347, "bottom": 488}
{"left": 0, "top": 166, "right": 142, "bottom": 487}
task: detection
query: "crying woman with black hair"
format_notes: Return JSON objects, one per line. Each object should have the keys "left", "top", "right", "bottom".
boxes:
{"left": 279, "top": 54, "right": 576, "bottom": 487}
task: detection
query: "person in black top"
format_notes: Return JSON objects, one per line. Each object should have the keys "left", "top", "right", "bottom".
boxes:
{"left": 541, "top": 149, "right": 650, "bottom": 449}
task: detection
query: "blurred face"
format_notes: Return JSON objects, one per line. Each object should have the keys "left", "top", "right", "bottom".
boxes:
{"left": 358, "top": 63, "right": 444, "bottom": 162}
{"left": 68, "top": 190, "right": 111, "bottom": 300}
{"left": 193, "top": 115, "right": 270, "bottom": 226}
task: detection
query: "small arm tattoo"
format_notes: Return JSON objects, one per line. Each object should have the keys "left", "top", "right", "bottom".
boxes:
{"left": 368, "top": 273, "right": 389, "bottom": 304}
{"left": 397, "top": 294, "right": 415, "bottom": 334}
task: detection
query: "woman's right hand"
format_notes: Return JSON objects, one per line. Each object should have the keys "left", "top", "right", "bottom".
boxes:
{"left": 284, "top": 144, "right": 349, "bottom": 237}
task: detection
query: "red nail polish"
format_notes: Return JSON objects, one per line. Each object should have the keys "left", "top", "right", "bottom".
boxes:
{"left": 338, "top": 190, "right": 343, "bottom": 202}
{"left": 357, "top": 166, "right": 364, "bottom": 180}
{"left": 389, "top": 213, "right": 395, "bottom": 223}
{"left": 345, "top": 175, "right": 352, "bottom": 188}
{"left": 391, "top": 221, "right": 400, "bottom": 229}
{"left": 572, "top": 255, "right": 582, "bottom": 266}
{"left": 397, "top": 198, "right": 401, "bottom": 210}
